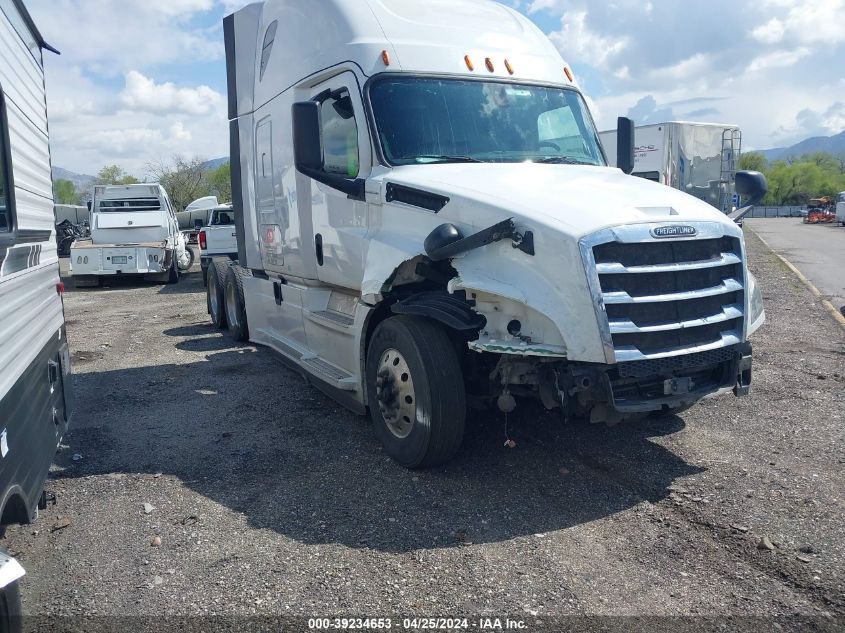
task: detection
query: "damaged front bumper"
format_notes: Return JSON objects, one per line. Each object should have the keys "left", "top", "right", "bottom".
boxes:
{"left": 489, "top": 342, "right": 753, "bottom": 421}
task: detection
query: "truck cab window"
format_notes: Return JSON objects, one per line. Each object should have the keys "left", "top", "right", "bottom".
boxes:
{"left": 369, "top": 77, "right": 604, "bottom": 166}
{"left": 320, "top": 90, "right": 359, "bottom": 178}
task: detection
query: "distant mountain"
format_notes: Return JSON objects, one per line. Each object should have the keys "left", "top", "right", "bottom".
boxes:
{"left": 759, "top": 130, "right": 845, "bottom": 161}
{"left": 52, "top": 166, "right": 94, "bottom": 189}
{"left": 201, "top": 157, "right": 229, "bottom": 170}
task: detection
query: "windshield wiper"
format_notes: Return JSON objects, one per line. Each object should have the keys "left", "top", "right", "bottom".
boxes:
{"left": 533, "top": 156, "right": 592, "bottom": 165}
{"left": 406, "top": 154, "right": 484, "bottom": 164}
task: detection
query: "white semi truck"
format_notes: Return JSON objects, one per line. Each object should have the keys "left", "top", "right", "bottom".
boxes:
{"left": 70, "top": 183, "right": 190, "bottom": 285}
{"left": 0, "top": 0, "right": 71, "bottom": 619}
{"left": 216, "top": 0, "right": 767, "bottom": 468}
{"left": 600, "top": 121, "right": 743, "bottom": 214}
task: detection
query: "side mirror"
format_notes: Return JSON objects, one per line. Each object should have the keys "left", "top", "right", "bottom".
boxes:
{"left": 292, "top": 100, "right": 365, "bottom": 200}
{"left": 616, "top": 116, "right": 635, "bottom": 175}
{"left": 193, "top": 219, "right": 203, "bottom": 230}
{"left": 86, "top": 200, "right": 92, "bottom": 212}
{"left": 728, "top": 170, "right": 768, "bottom": 223}
{"left": 292, "top": 101, "right": 323, "bottom": 172}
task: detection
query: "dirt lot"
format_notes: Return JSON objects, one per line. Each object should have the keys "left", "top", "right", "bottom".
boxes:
{"left": 3, "top": 233, "right": 844, "bottom": 628}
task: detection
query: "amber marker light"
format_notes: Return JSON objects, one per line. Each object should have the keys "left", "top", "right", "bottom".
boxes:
{"left": 564, "top": 66, "right": 574, "bottom": 81}
{"left": 381, "top": 49, "right": 390, "bottom": 66}
{"left": 485, "top": 57, "right": 494, "bottom": 72}
{"left": 504, "top": 59, "right": 514, "bottom": 75}
{"left": 464, "top": 55, "right": 474, "bottom": 71}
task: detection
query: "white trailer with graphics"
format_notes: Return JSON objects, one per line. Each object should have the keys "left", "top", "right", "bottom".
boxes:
{"left": 0, "top": 0, "right": 71, "bottom": 619}
{"left": 216, "top": 0, "right": 767, "bottom": 469}
{"left": 70, "top": 183, "right": 190, "bottom": 286}
{"left": 600, "top": 121, "right": 742, "bottom": 214}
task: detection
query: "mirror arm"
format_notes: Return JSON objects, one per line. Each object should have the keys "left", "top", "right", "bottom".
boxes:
{"left": 299, "top": 165, "right": 365, "bottom": 201}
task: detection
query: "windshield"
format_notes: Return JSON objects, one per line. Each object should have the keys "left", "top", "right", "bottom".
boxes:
{"left": 369, "top": 77, "right": 605, "bottom": 166}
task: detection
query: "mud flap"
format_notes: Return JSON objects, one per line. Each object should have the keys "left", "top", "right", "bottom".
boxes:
{"left": 733, "top": 342, "right": 753, "bottom": 396}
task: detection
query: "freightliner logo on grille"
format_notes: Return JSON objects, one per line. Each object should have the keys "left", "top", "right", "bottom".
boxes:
{"left": 650, "top": 225, "right": 697, "bottom": 238}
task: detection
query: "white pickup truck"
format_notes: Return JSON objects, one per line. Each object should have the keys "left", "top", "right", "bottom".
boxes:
{"left": 198, "top": 204, "right": 238, "bottom": 284}
{"left": 70, "top": 183, "right": 190, "bottom": 285}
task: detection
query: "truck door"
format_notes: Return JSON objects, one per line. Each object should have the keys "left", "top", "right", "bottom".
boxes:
{"left": 305, "top": 72, "right": 371, "bottom": 289}
{"left": 255, "top": 117, "right": 285, "bottom": 270}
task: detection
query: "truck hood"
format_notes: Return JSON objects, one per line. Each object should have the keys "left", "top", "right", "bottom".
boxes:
{"left": 377, "top": 163, "right": 732, "bottom": 236}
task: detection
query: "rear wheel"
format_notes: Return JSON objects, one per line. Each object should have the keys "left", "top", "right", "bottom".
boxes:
{"left": 366, "top": 316, "right": 466, "bottom": 469}
{"left": 206, "top": 261, "right": 229, "bottom": 328}
{"left": 224, "top": 266, "right": 249, "bottom": 341}
{"left": 177, "top": 246, "right": 195, "bottom": 271}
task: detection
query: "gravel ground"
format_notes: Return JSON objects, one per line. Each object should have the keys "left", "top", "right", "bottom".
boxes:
{"left": 2, "top": 233, "right": 844, "bottom": 629}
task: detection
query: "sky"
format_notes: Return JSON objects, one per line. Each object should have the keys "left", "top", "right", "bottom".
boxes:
{"left": 28, "top": 0, "right": 845, "bottom": 177}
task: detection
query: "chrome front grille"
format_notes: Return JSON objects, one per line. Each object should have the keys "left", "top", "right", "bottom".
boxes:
{"left": 582, "top": 224, "right": 746, "bottom": 362}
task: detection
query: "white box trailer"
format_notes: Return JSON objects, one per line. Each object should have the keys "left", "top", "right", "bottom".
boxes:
{"left": 0, "top": 0, "right": 71, "bottom": 613}
{"left": 216, "top": 0, "right": 766, "bottom": 468}
{"left": 70, "top": 183, "right": 190, "bottom": 285}
{"left": 835, "top": 192, "right": 845, "bottom": 225}
{"left": 599, "top": 121, "right": 742, "bottom": 214}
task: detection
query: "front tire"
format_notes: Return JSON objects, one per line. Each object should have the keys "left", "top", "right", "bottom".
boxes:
{"left": 366, "top": 316, "right": 466, "bottom": 469}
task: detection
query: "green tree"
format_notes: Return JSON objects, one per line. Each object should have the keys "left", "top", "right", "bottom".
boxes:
{"left": 95, "top": 164, "right": 139, "bottom": 186}
{"left": 738, "top": 152, "right": 767, "bottom": 173}
{"left": 146, "top": 155, "right": 211, "bottom": 212}
{"left": 206, "top": 162, "right": 231, "bottom": 203}
{"left": 53, "top": 178, "right": 81, "bottom": 205}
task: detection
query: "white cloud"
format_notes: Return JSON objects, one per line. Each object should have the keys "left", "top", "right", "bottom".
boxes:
{"left": 28, "top": 0, "right": 223, "bottom": 73}
{"left": 120, "top": 71, "right": 224, "bottom": 117}
{"left": 546, "top": 10, "right": 629, "bottom": 70}
{"left": 751, "top": 18, "right": 785, "bottom": 44}
{"left": 747, "top": 47, "right": 810, "bottom": 72}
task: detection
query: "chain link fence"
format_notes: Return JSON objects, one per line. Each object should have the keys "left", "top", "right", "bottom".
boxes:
{"left": 745, "top": 205, "right": 804, "bottom": 218}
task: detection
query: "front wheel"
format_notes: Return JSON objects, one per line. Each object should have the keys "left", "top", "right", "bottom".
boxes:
{"left": 366, "top": 316, "right": 466, "bottom": 469}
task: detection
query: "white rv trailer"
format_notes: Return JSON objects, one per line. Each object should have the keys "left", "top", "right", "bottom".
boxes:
{"left": 835, "top": 191, "right": 845, "bottom": 225}
{"left": 600, "top": 122, "right": 742, "bottom": 214}
{"left": 219, "top": 0, "right": 766, "bottom": 468}
{"left": 0, "top": 0, "right": 70, "bottom": 613}
{"left": 70, "top": 183, "right": 189, "bottom": 285}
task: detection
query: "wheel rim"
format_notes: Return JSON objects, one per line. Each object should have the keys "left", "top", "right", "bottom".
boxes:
{"left": 376, "top": 348, "right": 416, "bottom": 439}
{"left": 225, "top": 277, "right": 239, "bottom": 329}
{"left": 209, "top": 273, "right": 220, "bottom": 321}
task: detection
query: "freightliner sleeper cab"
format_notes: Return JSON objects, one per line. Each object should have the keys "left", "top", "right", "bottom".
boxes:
{"left": 217, "top": 0, "right": 767, "bottom": 468}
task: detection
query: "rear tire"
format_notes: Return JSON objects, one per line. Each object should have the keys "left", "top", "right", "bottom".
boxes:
{"left": 366, "top": 316, "right": 466, "bottom": 469}
{"left": 224, "top": 266, "right": 249, "bottom": 342}
{"left": 206, "top": 260, "right": 229, "bottom": 329}
{"left": 177, "top": 246, "right": 195, "bottom": 272}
